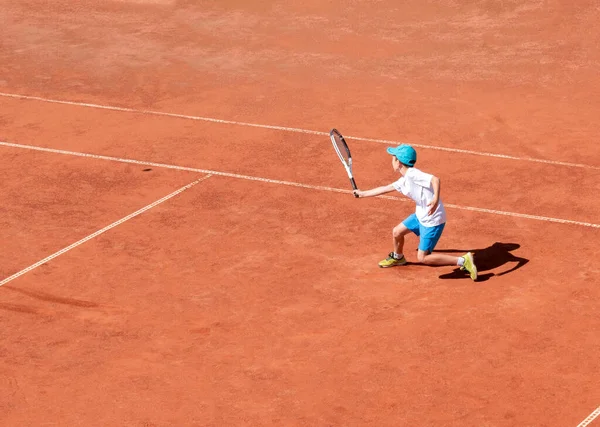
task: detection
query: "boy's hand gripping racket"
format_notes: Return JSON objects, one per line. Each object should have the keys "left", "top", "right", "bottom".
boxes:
{"left": 329, "top": 128, "right": 358, "bottom": 197}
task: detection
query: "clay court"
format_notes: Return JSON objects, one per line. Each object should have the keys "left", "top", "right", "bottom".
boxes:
{"left": 1, "top": 1, "right": 599, "bottom": 426}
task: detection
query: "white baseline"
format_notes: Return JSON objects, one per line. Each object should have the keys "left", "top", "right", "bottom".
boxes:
{"left": 0, "top": 175, "right": 211, "bottom": 287}
{"left": 0, "top": 91, "right": 598, "bottom": 170}
{"left": 576, "top": 406, "right": 600, "bottom": 427}
{"left": 1, "top": 141, "right": 598, "bottom": 229}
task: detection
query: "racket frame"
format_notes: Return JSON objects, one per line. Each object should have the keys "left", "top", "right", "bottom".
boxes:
{"left": 329, "top": 128, "right": 358, "bottom": 196}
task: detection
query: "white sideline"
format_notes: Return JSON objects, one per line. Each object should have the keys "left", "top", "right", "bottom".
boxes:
{"left": 576, "top": 406, "right": 600, "bottom": 427}
{"left": 1, "top": 91, "right": 598, "bottom": 170}
{"left": 1, "top": 141, "right": 599, "bottom": 229}
{"left": 0, "top": 176, "right": 211, "bottom": 287}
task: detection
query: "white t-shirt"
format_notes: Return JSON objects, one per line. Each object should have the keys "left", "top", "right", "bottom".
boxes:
{"left": 392, "top": 167, "right": 447, "bottom": 227}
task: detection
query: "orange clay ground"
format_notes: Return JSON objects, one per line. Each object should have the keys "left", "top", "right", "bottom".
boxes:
{"left": 1, "top": 1, "right": 599, "bottom": 426}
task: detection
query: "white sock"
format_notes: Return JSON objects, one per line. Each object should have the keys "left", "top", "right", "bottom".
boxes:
{"left": 457, "top": 257, "right": 465, "bottom": 267}
{"left": 393, "top": 252, "right": 403, "bottom": 260}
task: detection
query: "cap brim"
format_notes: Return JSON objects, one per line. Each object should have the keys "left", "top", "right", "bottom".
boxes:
{"left": 386, "top": 147, "right": 396, "bottom": 155}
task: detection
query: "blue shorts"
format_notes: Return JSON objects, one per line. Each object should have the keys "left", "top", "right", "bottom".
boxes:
{"left": 402, "top": 213, "right": 446, "bottom": 253}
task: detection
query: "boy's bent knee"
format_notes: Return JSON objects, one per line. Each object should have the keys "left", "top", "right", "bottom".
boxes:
{"left": 417, "top": 250, "right": 430, "bottom": 263}
{"left": 393, "top": 224, "right": 409, "bottom": 238}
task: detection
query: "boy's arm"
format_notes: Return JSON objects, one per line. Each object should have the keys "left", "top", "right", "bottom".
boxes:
{"left": 427, "top": 176, "right": 441, "bottom": 215}
{"left": 354, "top": 183, "right": 396, "bottom": 198}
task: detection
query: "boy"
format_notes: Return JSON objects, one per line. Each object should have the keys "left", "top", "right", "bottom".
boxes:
{"left": 353, "top": 144, "right": 478, "bottom": 281}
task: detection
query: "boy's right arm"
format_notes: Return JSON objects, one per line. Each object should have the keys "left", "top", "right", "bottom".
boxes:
{"left": 353, "top": 183, "right": 396, "bottom": 198}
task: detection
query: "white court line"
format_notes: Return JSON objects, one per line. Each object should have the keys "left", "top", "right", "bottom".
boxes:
{"left": 1, "top": 140, "right": 599, "bottom": 229}
{"left": 0, "top": 175, "right": 211, "bottom": 287}
{"left": 577, "top": 406, "right": 600, "bottom": 427}
{"left": 1, "top": 91, "right": 598, "bottom": 170}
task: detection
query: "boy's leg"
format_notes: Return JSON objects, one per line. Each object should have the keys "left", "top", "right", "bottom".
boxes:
{"left": 416, "top": 222, "right": 478, "bottom": 280}
{"left": 419, "top": 250, "right": 477, "bottom": 281}
{"left": 392, "top": 222, "right": 411, "bottom": 257}
{"left": 378, "top": 216, "right": 417, "bottom": 268}
{"left": 418, "top": 250, "right": 458, "bottom": 265}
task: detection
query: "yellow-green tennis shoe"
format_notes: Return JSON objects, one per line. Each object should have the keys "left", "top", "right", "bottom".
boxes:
{"left": 378, "top": 252, "right": 407, "bottom": 268}
{"left": 462, "top": 252, "right": 478, "bottom": 281}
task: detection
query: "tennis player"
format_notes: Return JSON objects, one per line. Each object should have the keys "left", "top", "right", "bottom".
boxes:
{"left": 353, "top": 144, "right": 478, "bottom": 280}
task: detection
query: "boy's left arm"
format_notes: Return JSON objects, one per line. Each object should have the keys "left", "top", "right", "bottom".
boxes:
{"left": 427, "top": 175, "right": 441, "bottom": 215}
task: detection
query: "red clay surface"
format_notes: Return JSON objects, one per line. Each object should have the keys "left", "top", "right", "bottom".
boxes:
{"left": 0, "top": 147, "right": 199, "bottom": 277}
{"left": 2, "top": 99, "right": 599, "bottom": 226}
{"left": 1, "top": 1, "right": 599, "bottom": 426}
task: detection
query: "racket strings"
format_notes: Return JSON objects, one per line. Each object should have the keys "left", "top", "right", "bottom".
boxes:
{"left": 332, "top": 134, "right": 350, "bottom": 164}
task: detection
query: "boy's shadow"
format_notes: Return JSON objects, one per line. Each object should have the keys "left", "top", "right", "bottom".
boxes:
{"left": 435, "top": 242, "right": 528, "bottom": 282}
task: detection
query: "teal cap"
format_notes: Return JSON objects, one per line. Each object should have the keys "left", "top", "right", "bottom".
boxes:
{"left": 386, "top": 144, "right": 417, "bottom": 167}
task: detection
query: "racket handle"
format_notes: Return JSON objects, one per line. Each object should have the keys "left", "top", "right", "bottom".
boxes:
{"left": 350, "top": 178, "right": 359, "bottom": 197}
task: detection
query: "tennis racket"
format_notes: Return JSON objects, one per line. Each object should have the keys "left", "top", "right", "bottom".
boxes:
{"left": 329, "top": 128, "right": 358, "bottom": 197}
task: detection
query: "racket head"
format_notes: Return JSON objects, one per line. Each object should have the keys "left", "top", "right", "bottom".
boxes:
{"left": 329, "top": 128, "right": 352, "bottom": 167}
